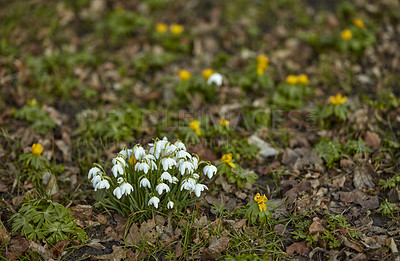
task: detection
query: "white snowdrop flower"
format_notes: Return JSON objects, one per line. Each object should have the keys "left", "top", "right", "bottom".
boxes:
{"left": 88, "top": 167, "right": 101, "bottom": 180}
{"left": 207, "top": 73, "right": 223, "bottom": 86}
{"left": 117, "top": 148, "right": 132, "bottom": 159}
{"left": 156, "top": 183, "right": 170, "bottom": 195}
{"left": 162, "top": 136, "right": 168, "bottom": 141}
{"left": 179, "top": 161, "right": 194, "bottom": 175}
{"left": 161, "top": 158, "right": 176, "bottom": 171}
{"left": 117, "top": 177, "right": 124, "bottom": 184}
{"left": 193, "top": 173, "right": 200, "bottom": 180}
{"left": 148, "top": 196, "right": 160, "bottom": 208}
{"left": 139, "top": 178, "right": 151, "bottom": 188}
{"left": 135, "top": 161, "right": 150, "bottom": 174}
{"left": 143, "top": 154, "right": 156, "bottom": 162}
{"left": 175, "top": 150, "right": 192, "bottom": 160}
{"left": 113, "top": 186, "right": 122, "bottom": 199}
{"left": 174, "top": 140, "right": 186, "bottom": 151}
{"left": 134, "top": 146, "right": 146, "bottom": 160}
{"left": 180, "top": 178, "right": 196, "bottom": 191}
{"left": 164, "top": 144, "right": 178, "bottom": 156}
{"left": 160, "top": 172, "right": 173, "bottom": 183}
{"left": 203, "top": 165, "right": 217, "bottom": 179}
{"left": 95, "top": 179, "right": 110, "bottom": 191}
{"left": 112, "top": 163, "right": 124, "bottom": 177}
{"left": 171, "top": 176, "right": 179, "bottom": 184}
{"left": 120, "top": 182, "right": 134, "bottom": 196}
{"left": 154, "top": 140, "right": 169, "bottom": 159}
{"left": 167, "top": 201, "right": 174, "bottom": 209}
{"left": 191, "top": 157, "right": 199, "bottom": 169}
{"left": 91, "top": 175, "right": 101, "bottom": 187}
{"left": 194, "top": 184, "right": 208, "bottom": 197}
{"left": 150, "top": 160, "right": 158, "bottom": 171}
{"left": 112, "top": 156, "right": 126, "bottom": 166}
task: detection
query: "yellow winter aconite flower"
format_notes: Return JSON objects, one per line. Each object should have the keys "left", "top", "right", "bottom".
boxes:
{"left": 220, "top": 119, "right": 229, "bottom": 127}
{"left": 170, "top": 24, "right": 184, "bottom": 35}
{"left": 254, "top": 193, "right": 268, "bottom": 211}
{"left": 286, "top": 75, "right": 298, "bottom": 85}
{"left": 179, "top": 69, "right": 191, "bottom": 82}
{"left": 156, "top": 23, "right": 168, "bottom": 33}
{"left": 221, "top": 153, "right": 236, "bottom": 168}
{"left": 330, "top": 94, "right": 348, "bottom": 105}
{"left": 32, "top": 143, "right": 43, "bottom": 157}
{"left": 297, "top": 74, "right": 309, "bottom": 85}
{"left": 256, "top": 54, "right": 269, "bottom": 75}
{"left": 129, "top": 157, "right": 137, "bottom": 166}
{"left": 341, "top": 29, "right": 352, "bottom": 41}
{"left": 202, "top": 68, "right": 213, "bottom": 80}
{"left": 189, "top": 120, "right": 201, "bottom": 136}
{"left": 353, "top": 18, "right": 365, "bottom": 29}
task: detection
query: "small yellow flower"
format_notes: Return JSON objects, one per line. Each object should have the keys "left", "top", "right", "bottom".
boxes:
{"left": 221, "top": 153, "right": 236, "bottom": 168}
{"left": 258, "top": 202, "right": 267, "bottom": 212}
{"left": 220, "top": 119, "right": 229, "bottom": 127}
{"left": 297, "top": 74, "right": 309, "bottom": 85}
{"left": 179, "top": 69, "right": 191, "bottom": 82}
{"left": 189, "top": 120, "right": 201, "bottom": 136}
{"left": 31, "top": 143, "right": 43, "bottom": 157}
{"left": 254, "top": 193, "right": 268, "bottom": 204}
{"left": 202, "top": 68, "right": 213, "bottom": 80}
{"left": 129, "top": 157, "right": 137, "bottom": 166}
{"left": 329, "top": 94, "right": 348, "bottom": 105}
{"left": 286, "top": 75, "right": 298, "bottom": 85}
{"left": 257, "top": 54, "right": 269, "bottom": 65}
{"left": 353, "top": 18, "right": 365, "bottom": 29}
{"left": 256, "top": 54, "right": 269, "bottom": 75}
{"left": 170, "top": 24, "right": 184, "bottom": 35}
{"left": 254, "top": 193, "right": 262, "bottom": 202}
{"left": 156, "top": 23, "right": 168, "bottom": 33}
{"left": 27, "top": 99, "right": 38, "bottom": 107}
{"left": 341, "top": 29, "right": 352, "bottom": 41}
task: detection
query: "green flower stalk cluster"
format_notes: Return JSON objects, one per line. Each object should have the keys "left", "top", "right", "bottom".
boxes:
{"left": 88, "top": 137, "right": 217, "bottom": 218}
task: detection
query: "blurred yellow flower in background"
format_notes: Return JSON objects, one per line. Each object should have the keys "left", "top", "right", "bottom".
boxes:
{"left": 353, "top": 18, "right": 365, "bottom": 29}
{"left": 179, "top": 69, "right": 191, "bottom": 82}
{"left": 341, "top": 29, "right": 352, "bottom": 40}
{"left": 330, "top": 94, "right": 347, "bottom": 105}
{"left": 156, "top": 23, "right": 168, "bottom": 33}
{"left": 202, "top": 68, "right": 213, "bottom": 80}
{"left": 170, "top": 24, "right": 184, "bottom": 35}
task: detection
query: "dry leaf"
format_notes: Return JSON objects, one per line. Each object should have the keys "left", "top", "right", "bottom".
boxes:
{"left": 208, "top": 236, "right": 229, "bottom": 253}
{"left": 0, "top": 221, "right": 10, "bottom": 244}
{"left": 286, "top": 241, "right": 310, "bottom": 256}
{"left": 175, "top": 242, "right": 183, "bottom": 258}
{"left": 364, "top": 131, "right": 381, "bottom": 150}
{"left": 338, "top": 190, "right": 379, "bottom": 210}
{"left": 6, "top": 237, "right": 29, "bottom": 260}
{"left": 353, "top": 164, "right": 375, "bottom": 190}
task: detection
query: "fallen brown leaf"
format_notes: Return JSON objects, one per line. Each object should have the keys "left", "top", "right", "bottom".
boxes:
{"left": 364, "top": 131, "right": 381, "bottom": 151}
{"left": 353, "top": 164, "right": 375, "bottom": 190}
{"left": 286, "top": 241, "right": 310, "bottom": 256}
{"left": 338, "top": 189, "right": 379, "bottom": 210}
{"left": 0, "top": 221, "right": 10, "bottom": 244}
{"left": 175, "top": 242, "right": 183, "bottom": 258}
{"left": 6, "top": 237, "right": 29, "bottom": 260}
{"left": 208, "top": 236, "right": 229, "bottom": 253}
{"left": 51, "top": 240, "right": 69, "bottom": 259}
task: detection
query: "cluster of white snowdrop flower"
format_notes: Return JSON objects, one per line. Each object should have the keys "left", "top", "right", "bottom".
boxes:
{"left": 88, "top": 137, "right": 217, "bottom": 216}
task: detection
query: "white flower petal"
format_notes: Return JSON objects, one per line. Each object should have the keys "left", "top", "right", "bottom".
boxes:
{"left": 167, "top": 201, "right": 174, "bottom": 209}
{"left": 207, "top": 73, "right": 223, "bottom": 86}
